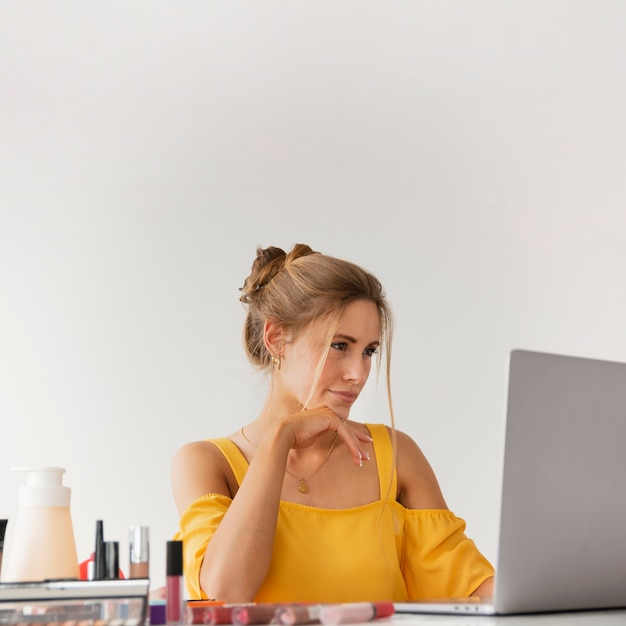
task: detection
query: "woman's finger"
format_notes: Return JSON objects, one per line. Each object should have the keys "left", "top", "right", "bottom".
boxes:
{"left": 337, "top": 418, "right": 372, "bottom": 467}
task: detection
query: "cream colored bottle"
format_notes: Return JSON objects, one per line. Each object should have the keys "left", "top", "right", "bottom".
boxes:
{"left": 1, "top": 467, "right": 79, "bottom": 582}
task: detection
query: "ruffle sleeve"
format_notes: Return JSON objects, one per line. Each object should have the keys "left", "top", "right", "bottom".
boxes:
{"left": 173, "top": 493, "right": 232, "bottom": 599}
{"left": 401, "top": 508, "right": 494, "bottom": 600}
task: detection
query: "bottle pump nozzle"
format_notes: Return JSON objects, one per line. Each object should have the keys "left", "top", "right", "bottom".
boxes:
{"left": 12, "top": 466, "right": 72, "bottom": 508}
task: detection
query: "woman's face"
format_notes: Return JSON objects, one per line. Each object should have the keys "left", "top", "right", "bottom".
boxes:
{"left": 281, "top": 299, "right": 382, "bottom": 420}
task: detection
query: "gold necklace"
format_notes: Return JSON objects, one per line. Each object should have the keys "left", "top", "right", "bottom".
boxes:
{"left": 240, "top": 426, "right": 339, "bottom": 494}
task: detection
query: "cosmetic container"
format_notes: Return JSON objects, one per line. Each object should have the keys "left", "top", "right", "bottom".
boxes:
{"left": 0, "top": 518, "right": 7, "bottom": 577}
{"left": 0, "top": 578, "right": 150, "bottom": 625}
{"left": 94, "top": 519, "right": 105, "bottom": 580}
{"left": 150, "top": 600, "right": 167, "bottom": 625}
{"left": 1, "top": 466, "right": 79, "bottom": 582}
{"left": 166, "top": 540, "right": 184, "bottom": 624}
{"left": 129, "top": 525, "right": 150, "bottom": 579}
{"left": 103, "top": 541, "right": 120, "bottom": 579}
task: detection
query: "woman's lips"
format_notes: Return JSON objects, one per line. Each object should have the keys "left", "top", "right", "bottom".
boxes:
{"left": 331, "top": 390, "right": 358, "bottom": 404}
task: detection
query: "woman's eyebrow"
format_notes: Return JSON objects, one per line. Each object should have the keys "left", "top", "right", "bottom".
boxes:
{"left": 333, "top": 333, "right": 380, "bottom": 346}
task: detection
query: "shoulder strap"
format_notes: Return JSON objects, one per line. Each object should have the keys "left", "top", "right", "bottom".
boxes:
{"left": 209, "top": 429, "right": 396, "bottom": 498}
{"left": 365, "top": 423, "right": 397, "bottom": 501}
{"left": 209, "top": 438, "right": 249, "bottom": 486}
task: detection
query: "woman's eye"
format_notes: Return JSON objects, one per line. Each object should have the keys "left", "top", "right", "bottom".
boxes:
{"left": 331, "top": 343, "right": 378, "bottom": 356}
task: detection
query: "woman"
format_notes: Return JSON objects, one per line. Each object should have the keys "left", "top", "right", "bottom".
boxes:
{"left": 171, "top": 243, "right": 494, "bottom": 603}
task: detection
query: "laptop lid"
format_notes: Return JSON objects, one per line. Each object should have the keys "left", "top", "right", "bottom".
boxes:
{"left": 493, "top": 349, "right": 626, "bottom": 614}
{"left": 395, "top": 349, "right": 626, "bottom": 616}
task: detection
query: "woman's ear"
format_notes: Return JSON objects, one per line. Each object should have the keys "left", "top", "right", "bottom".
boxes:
{"left": 263, "top": 320, "right": 284, "bottom": 359}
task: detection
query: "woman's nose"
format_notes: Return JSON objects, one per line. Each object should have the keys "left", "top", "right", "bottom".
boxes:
{"left": 343, "top": 355, "right": 367, "bottom": 383}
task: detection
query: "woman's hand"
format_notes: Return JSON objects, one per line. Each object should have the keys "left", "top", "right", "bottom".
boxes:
{"left": 269, "top": 406, "right": 373, "bottom": 467}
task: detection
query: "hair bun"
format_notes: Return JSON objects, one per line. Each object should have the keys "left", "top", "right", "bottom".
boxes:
{"left": 284, "top": 243, "right": 317, "bottom": 264}
{"left": 239, "top": 244, "right": 317, "bottom": 303}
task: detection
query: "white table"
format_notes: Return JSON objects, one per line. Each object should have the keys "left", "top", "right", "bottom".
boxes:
{"left": 389, "top": 609, "right": 626, "bottom": 625}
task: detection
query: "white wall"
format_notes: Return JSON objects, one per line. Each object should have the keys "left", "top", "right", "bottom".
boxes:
{"left": 1, "top": 1, "right": 625, "bottom": 590}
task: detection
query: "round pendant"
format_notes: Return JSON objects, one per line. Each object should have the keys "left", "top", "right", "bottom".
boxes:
{"left": 298, "top": 480, "right": 309, "bottom": 493}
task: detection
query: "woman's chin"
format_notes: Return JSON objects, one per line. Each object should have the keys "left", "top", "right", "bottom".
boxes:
{"left": 333, "top": 405, "right": 352, "bottom": 422}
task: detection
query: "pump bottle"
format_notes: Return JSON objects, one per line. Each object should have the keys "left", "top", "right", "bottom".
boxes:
{"left": 1, "top": 466, "right": 79, "bottom": 582}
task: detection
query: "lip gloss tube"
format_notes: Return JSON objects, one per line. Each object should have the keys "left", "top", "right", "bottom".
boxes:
{"left": 166, "top": 540, "right": 184, "bottom": 624}
{"left": 319, "top": 602, "right": 395, "bottom": 625}
{"left": 231, "top": 604, "right": 280, "bottom": 625}
{"left": 129, "top": 526, "right": 149, "bottom": 579}
{"left": 185, "top": 602, "right": 225, "bottom": 625}
{"left": 275, "top": 605, "right": 322, "bottom": 626}
{"left": 206, "top": 605, "right": 240, "bottom": 624}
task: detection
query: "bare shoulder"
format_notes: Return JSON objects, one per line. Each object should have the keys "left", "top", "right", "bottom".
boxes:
{"left": 170, "top": 439, "right": 237, "bottom": 515}
{"left": 392, "top": 427, "right": 448, "bottom": 510}
{"left": 171, "top": 440, "right": 226, "bottom": 478}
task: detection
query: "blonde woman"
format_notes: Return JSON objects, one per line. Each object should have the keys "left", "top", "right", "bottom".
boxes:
{"left": 171, "top": 243, "right": 494, "bottom": 603}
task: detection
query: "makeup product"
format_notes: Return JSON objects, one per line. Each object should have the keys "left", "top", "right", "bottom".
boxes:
{"left": 275, "top": 604, "right": 321, "bottom": 626}
{"left": 150, "top": 600, "right": 167, "bottom": 626}
{"left": 78, "top": 551, "right": 96, "bottom": 580}
{"left": 94, "top": 520, "right": 105, "bottom": 580}
{"left": 0, "top": 579, "right": 150, "bottom": 626}
{"left": 0, "top": 518, "right": 8, "bottom": 577}
{"left": 231, "top": 604, "right": 281, "bottom": 625}
{"left": 1, "top": 467, "right": 79, "bottom": 582}
{"left": 185, "top": 601, "right": 224, "bottom": 625}
{"left": 129, "top": 526, "right": 149, "bottom": 579}
{"left": 201, "top": 604, "right": 256, "bottom": 625}
{"left": 184, "top": 604, "right": 207, "bottom": 624}
{"left": 103, "top": 541, "right": 120, "bottom": 580}
{"left": 318, "top": 602, "right": 394, "bottom": 625}
{"left": 166, "top": 540, "right": 184, "bottom": 624}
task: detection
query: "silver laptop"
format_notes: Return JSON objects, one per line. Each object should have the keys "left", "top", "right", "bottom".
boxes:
{"left": 395, "top": 349, "right": 626, "bottom": 616}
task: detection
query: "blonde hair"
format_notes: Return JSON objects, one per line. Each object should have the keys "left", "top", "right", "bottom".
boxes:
{"left": 240, "top": 243, "right": 398, "bottom": 514}
{"left": 239, "top": 243, "right": 395, "bottom": 421}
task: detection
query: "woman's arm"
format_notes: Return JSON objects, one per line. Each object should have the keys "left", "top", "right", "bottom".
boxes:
{"left": 171, "top": 428, "right": 290, "bottom": 602}
{"left": 471, "top": 575, "right": 495, "bottom": 598}
{"left": 171, "top": 409, "right": 369, "bottom": 602}
{"left": 395, "top": 428, "right": 496, "bottom": 598}
{"left": 394, "top": 428, "right": 448, "bottom": 510}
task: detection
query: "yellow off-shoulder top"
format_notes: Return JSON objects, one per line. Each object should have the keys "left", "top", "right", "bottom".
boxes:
{"left": 174, "top": 423, "right": 494, "bottom": 602}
